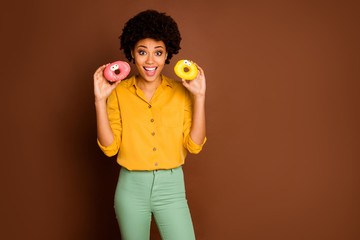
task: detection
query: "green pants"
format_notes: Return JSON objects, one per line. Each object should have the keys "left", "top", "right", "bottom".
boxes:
{"left": 114, "top": 166, "right": 196, "bottom": 240}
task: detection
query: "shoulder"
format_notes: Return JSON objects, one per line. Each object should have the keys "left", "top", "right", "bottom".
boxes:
{"left": 110, "top": 75, "right": 135, "bottom": 93}
{"left": 162, "top": 75, "right": 192, "bottom": 104}
{"left": 118, "top": 76, "right": 135, "bottom": 88}
{"left": 162, "top": 75, "right": 186, "bottom": 92}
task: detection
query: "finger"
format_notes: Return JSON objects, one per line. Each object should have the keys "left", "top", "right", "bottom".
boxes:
{"left": 94, "top": 71, "right": 101, "bottom": 82}
{"left": 187, "top": 60, "right": 201, "bottom": 77}
{"left": 94, "top": 72, "right": 103, "bottom": 82}
{"left": 181, "top": 79, "right": 190, "bottom": 89}
{"left": 95, "top": 64, "right": 109, "bottom": 78}
{"left": 193, "top": 62, "right": 204, "bottom": 75}
{"left": 98, "top": 64, "right": 109, "bottom": 72}
{"left": 189, "top": 61, "right": 203, "bottom": 77}
{"left": 101, "top": 64, "right": 110, "bottom": 76}
{"left": 190, "top": 60, "right": 198, "bottom": 68}
{"left": 112, "top": 80, "right": 121, "bottom": 89}
{"left": 99, "top": 65, "right": 107, "bottom": 74}
{"left": 94, "top": 68, "right": 101, "bottom": 77}
{"left": 94, "top": 65, "right": 106, "bottom": 77}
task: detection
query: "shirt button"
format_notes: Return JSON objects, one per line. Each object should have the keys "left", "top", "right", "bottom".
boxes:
{"left": 155, "top": 163, "right": 158, "bottom": 166}
{"left": 153, "top": 147, "right": 157, "bottom": 151}
{"left": 148, "top": 105, "right": 152, "bottom": 108}
{"left": 152, "top": 132, "right": 155, "bottom": 136}
{"left": 150, "top": 119, "right": 154, "bottom": 122}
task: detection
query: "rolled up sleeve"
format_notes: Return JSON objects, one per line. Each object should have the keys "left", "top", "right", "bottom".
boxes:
{"left": 97, "top": 88, "right": 122, "bottom": 157}
{"left": 183, "top": 89, "right": 207, "bottom": 154}
{"left": 184, "top": 134, "right": 207, "bottom": 154}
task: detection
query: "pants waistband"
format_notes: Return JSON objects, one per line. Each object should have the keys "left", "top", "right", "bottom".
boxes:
{"left": 121, "top": 165, "right": 182, "bottom": 174}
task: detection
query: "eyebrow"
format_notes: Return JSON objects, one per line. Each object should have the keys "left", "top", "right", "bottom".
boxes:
{"left": 137, "top": 45, "right": 164, "bottom": 49}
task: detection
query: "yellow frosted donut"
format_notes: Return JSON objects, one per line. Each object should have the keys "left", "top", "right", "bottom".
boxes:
{"left": 174, "top": 60, "right": 198, "bottom": 80}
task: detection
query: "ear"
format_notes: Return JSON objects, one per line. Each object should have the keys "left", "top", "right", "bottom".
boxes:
{"left": 131, "top": 50, "right": 134, "bottom": 59}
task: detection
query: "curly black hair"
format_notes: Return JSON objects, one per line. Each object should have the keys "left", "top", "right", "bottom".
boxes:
{"left": 119, "top": 10, "right": 181, "bottom": 64}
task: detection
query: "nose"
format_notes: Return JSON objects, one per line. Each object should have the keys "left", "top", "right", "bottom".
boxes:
{"left": 145, "top": 54, "right": 154, "bottom": 64}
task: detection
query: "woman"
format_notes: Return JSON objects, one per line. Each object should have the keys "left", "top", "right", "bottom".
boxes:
{"left": 93, "top": 10, "right": 206, "bottom": 240}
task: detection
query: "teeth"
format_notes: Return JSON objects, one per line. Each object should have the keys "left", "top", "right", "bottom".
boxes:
{"left": 144, "top": 67, "right": 156, "bottom": 71}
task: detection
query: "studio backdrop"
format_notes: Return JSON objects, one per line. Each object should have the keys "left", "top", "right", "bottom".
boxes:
{"left": 1, "top": 0, "right": 359, "bottom": 239}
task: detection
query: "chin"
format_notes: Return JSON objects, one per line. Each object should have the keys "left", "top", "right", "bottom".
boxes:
{"left": 140, "top": 72, "right": 161, "bottom": 82}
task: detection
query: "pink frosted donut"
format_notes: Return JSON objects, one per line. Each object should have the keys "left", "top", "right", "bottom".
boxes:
{"left": 104, "top": 61, "right": 131, "bottom": 82}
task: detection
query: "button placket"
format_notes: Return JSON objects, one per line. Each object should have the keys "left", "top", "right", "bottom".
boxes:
{"left": 149, "top": 103, "right": 158, "bottom": 159}
{"left": 149, "top": 107, "right": 156, "bottom": 139}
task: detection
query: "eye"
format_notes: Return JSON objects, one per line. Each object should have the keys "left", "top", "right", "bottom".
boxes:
{"left": 110, "top": 65, "right": 116, "bottom": 71}
{"left": 155, "top": 51, "right": 163, "bottom": 56}
{"left": 113, "top": 64, "right": 119, "bottom": 70}
{"left": 138, "top": 50, "right": 146, "bottom": 55}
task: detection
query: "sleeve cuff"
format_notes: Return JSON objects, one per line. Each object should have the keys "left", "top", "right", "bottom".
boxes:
{"left": 97, "top": 138, "right": 119, "bottom": 157}
{"left": 186, "top": 136, "right": 207, "bottom": 154}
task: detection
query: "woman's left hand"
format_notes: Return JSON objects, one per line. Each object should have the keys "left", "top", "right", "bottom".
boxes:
{"left": 182, "top": 62, "right": 206, "bottom": 98}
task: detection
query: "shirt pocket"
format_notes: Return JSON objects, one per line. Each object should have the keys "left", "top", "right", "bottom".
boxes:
{"left": 161, "top": 105, "right": 182, "bottom": 128}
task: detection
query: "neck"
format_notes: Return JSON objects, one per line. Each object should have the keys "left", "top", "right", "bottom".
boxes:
{"left": 136, "top": 75, "right": 162, "bottom": 91}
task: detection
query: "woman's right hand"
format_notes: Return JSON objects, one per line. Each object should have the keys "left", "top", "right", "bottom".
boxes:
{"left": 93, "top": 64, "right": 121, "bottom": 103}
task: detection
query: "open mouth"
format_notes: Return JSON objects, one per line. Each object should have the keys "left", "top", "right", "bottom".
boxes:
{"left": 143, "top": 66, "right": 158, "bottom": 76}
{"left": 144, "top": 67, "right": 157, "bottom": 71}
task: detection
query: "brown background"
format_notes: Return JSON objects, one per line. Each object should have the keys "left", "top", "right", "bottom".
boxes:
{"left": 1, "top": 0, "right": 359, "bottom": 239}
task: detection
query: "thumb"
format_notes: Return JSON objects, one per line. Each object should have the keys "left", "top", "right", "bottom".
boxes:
{"left": 111, "top": 80, "right": 121, "bottom": 90}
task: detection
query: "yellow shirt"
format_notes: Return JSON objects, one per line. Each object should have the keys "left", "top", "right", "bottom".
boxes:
{"left": 97, "top": 74, "right": 207, "bottom": 170}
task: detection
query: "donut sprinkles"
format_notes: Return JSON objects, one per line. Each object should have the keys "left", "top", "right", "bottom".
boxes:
{"left": 104, "top": 61, "right": 131, "bottom": 82}
{"left": 174, "top": 60, "right": 198, "bottom": 80}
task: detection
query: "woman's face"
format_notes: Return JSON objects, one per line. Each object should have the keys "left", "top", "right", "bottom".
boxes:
{"left": 132, "top": 38, "right": 168, "bottom": 83}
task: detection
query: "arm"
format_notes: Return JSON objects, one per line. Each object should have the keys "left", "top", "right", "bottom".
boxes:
{"left": 182, "top": 62, "right": 206, "bottom": 145}
{"left": 95, "top": 100, "right": 114, "bottom": 147}
{"left": 94, "top": 65, "right": 121, "bottom": 149}
{"left": 190, "top": 95, "right": 206, "bottom": 145}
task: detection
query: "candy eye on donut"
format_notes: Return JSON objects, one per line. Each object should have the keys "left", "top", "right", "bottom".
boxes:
{"left": 184, "top": 60, "right": 191, "bottom": 67}
{"left": 110, "top": 64, "right": 119, "bottom": 71}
